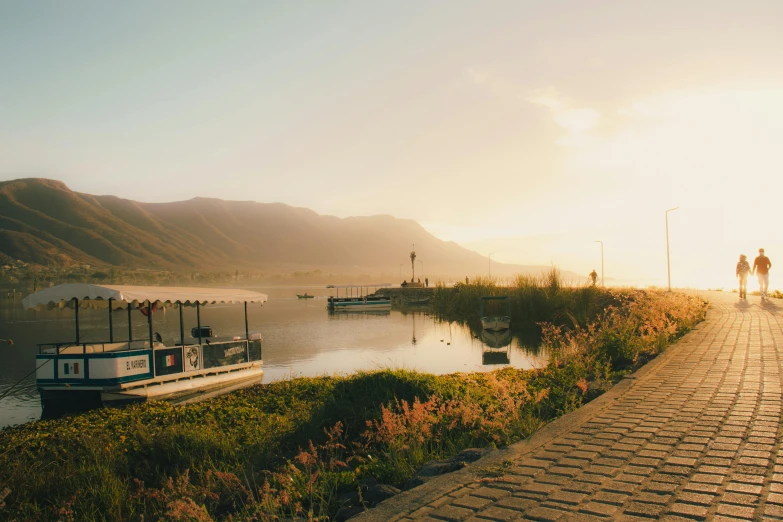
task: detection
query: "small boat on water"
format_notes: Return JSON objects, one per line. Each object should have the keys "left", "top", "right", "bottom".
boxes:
{"left": 297, "top": 293, "right": 315, "bottom": 299}
{"left": 22, "top": 284, "right": 268, "bottom": 414}
{"left": 326, "top": 284, "right": 392, "bottom": 311}
{"left": 480, "top": 296, "right": 511, "bottom": 332}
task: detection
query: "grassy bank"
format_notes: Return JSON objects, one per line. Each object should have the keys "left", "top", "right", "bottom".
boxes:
{"left": 0, "top": 288, "right": 706, "bottom": 521}
{"left": 431, "top": 270, "right": 617, "bottom": 347}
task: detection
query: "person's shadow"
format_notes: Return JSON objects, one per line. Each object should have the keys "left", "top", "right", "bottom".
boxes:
{"left": 734, "top": 299, "right": 753, "bottom": 311}
{"left": 760, "top": 298, "right": 780, "bottom": 310}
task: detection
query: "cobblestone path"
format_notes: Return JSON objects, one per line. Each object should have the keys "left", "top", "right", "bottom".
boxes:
{"left": 359, "top": 292, "right": 783, "bottom": 521}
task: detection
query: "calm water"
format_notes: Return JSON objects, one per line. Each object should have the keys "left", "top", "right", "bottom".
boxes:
{"left": 0, "top": 287, "right": 545, "bottom": 428}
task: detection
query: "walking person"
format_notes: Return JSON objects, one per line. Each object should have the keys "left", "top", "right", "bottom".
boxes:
{"left": 736, "top": 254, "right": 751, "bottom": 298}
{"left": 752, "top": 248, "right": 772, "bottom": 299}
{"left": 589, "top": 269, "right": 598, "bottom": 286}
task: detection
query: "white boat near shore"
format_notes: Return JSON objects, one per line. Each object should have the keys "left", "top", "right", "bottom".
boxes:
{"left": 479, "top": 296, "right": 512, "bottom": 332}
{"left": 22, "top": 284, "right": 268, "bottom": 414}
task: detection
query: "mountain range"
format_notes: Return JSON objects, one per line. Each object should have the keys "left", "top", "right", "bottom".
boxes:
{"left": 0, "top": 178, "right": 568, "bottom": 280}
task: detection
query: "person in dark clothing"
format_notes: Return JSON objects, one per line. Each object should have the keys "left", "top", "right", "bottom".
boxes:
{"left": 736, "top": 254, "right": 751, "bottom": 298}
{"left": 752, "top": 248, "right": 772, "bottom": 299}
{"left": 589, "top": 269, "right": 598, "bottom": 286}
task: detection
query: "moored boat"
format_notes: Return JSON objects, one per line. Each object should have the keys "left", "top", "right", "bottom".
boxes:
{"left": 326, "top": 284, "right": 392, "bottom": 311}
{"left": 479, "top": 296, "right": 511, "bottom": 332}
{"left": 22, "top": 284, "right": 268, "bottom": 414}
{"left": 296, "top": 293, "right": 315, "bottom": 299}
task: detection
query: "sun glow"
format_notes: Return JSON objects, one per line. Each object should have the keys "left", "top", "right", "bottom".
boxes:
{"left": 444, "top": 86, "right": 783, "bottom": 290}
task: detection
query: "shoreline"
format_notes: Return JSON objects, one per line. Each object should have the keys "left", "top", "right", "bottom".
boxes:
{"left": 0, "top": 288, "right": 707, "bottom": 521}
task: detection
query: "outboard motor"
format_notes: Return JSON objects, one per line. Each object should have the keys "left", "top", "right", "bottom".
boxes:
{"left": 191, "top": 326, "right": 213, "bottom": 338}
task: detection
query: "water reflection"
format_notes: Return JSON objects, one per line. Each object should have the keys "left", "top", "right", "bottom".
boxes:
{"left": 480, "top": 329, "right": 513, "bottom": 348}
{"left": 0, "top": 287, "right": 547, "bottom": 428}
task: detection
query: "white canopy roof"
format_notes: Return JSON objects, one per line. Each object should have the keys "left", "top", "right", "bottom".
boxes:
{"left": 21, "top": 284, "right": 268, "bottom": 310}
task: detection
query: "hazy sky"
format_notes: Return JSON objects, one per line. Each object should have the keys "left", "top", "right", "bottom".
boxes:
{"left": 2, "top": 1, "right": 782, "bottom": 288}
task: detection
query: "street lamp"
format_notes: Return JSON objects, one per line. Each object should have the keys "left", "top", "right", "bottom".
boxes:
{"left": 489, "top": 253, "right": 495, "bottom": 278}
{"left": 594, "top": 241, "right": 604, "bottom": 287}
{"left": 666, "top": 207, "right": 679, "bottom": 292}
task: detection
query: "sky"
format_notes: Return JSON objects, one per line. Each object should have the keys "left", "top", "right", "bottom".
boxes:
{"left": 1, "top": 1, "right": 782, "bottom": 289}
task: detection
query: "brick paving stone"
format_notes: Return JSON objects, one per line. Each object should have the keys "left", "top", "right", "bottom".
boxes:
{"left": 471, "top": 487, "right": 512, "bottom": 501}
{"left": 578, "top": 501, "right": 620, "bottom": 517}
{"left": 451, "top": 496, "right": 495, "bottom": 511}
{"left": 668, "top": 502, "right": 710, "bottom": 519}
{"left": 692, "top": 473, "right": 725, "bottom": 485}
{"left": 715, "top": 503, "right": 756, "bottom": 519}
{"left": 725, "top": 482, "right": 763, "bottom": 495}
{"left": 765, "top": 503, "right": 783, "bottom": 519}
{"left": 546, "top": 490, "right": 587, "bottom": 506}
{"left": 592, "top": 490, "right": 628, "bottom": 505}
{"left": 635, "top": 491, "right": 672, "bottom": 505}
{"left": 678, "top": 491, "right": 715, "bottom": 505}
{"left": 535, "top": 475, "right": 572, "bottom": 486}
{"left": 561, "top": 515, "right": 608, "bottom": 522}
{"left": 623, "top": 501, "right": 667, "bottom": 517}
{"left": 493, "top": 496, "right": 538, "bottom": 512}
{"left": 561, "top": 481, "right": 601, "bottom": 495}
{"left": 523, "top": 506, "right": 569, "bottom": 521}
{"left": 428, "top": 505, "right": 475, "bottom": 521}
{"left": 469, "top": 507, "right": 522, "bottom": 521}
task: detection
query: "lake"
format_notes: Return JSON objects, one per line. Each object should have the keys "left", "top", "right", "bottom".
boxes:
{"left": 0, "top": 286, "right": 546, "bottom": 428}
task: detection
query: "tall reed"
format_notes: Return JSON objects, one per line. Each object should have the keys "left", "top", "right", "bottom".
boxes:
{"left": 431, "top": 268, "right": 614, "bottom": 345}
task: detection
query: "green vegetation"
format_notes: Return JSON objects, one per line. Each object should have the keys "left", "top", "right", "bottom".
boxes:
{"left": 0, "top": 284, "right": 706, "bottom": 521}
{"left": 432, "top": 269, "right": 617, "bottom": 348}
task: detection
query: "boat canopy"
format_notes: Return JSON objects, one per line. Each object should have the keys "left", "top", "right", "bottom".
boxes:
{"left": 21, "top": 284, "right": 268, "bottom": 311}
{"left": 326, "top": 284, "right": 391, "bottom": 289}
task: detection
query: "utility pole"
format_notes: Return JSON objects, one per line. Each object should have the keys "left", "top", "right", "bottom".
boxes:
{"left": 666, "top": 207, "right": 679, "bottom": 292}
{"left": 594, "top": 241, "right": 604, "bottom": 286}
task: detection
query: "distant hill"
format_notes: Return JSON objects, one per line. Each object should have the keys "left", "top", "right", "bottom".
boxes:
{"left": 0, "top": 178, "right": 571, "bottom": 279}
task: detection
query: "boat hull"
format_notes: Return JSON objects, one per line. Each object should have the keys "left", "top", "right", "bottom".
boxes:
{"left": 327, "top": 296, "right": 391, "bottom": 310}
{"left": 481, "top": 316, "right": 511, "bottom": 332}
{"left": 40, "top": 364, "right": 264, "bottom": 412}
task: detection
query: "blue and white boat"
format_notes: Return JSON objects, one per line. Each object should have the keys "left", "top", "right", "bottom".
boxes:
{"left": 326, "top": 284, "right": 391, "bottom": 311}
{"left": 22, "top": 284, "right": 268, "bottom": 413}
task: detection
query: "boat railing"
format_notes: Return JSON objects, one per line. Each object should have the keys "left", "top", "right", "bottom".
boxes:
{"left": 37, "top": 340, "right": 159, "bottom": 355}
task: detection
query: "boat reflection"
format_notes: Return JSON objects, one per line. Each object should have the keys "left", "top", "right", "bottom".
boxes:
{"left": 327, "top": 309, "right": 391, "bottom": 318}
{"left": 480, "top": 329, "right": 511, "bottom": 365}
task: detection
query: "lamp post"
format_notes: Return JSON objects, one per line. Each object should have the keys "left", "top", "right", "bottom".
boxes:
{"left": 410, "top": 245, "right": 416, "bottom": 282}
{"left": 666, "top": 207, "right": 679, "bottom": 292}
{"left": 594, "top": 240, "right": 604, "bottom": 286}
{"left": 489, "top": 253, "right": 495, "bottom": 278}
